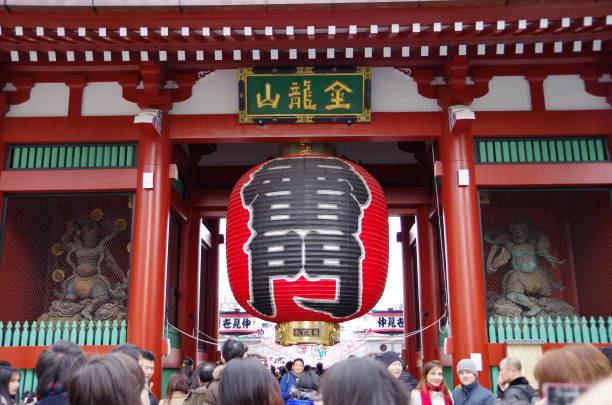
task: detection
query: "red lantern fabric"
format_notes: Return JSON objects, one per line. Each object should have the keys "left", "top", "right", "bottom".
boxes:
{"left": 226, "top": 155, "right": 388, "bottom": 323}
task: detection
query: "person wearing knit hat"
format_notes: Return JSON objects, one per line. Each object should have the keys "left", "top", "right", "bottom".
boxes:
{"left": 375, "top": 351, "right": 418, "bottom": 393}
{"left": 452, "top": 358, "right": 495, "bottom": 405}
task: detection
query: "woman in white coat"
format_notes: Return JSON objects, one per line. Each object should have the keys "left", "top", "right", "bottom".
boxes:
{"left": 410, "top": 360, "right": 453, "bottom": 405}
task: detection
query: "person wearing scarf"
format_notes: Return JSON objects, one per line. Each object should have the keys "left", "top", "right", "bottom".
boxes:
{"left": 410, "top": 360, "right": 453, "bottom": 405}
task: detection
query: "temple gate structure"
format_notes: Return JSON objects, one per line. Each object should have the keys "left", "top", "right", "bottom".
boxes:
{"left": 0, "top": 0, "right": 610, "bottom": 396}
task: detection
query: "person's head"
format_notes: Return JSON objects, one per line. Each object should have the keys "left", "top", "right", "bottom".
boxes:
{"left": 285, "top": 361, "right": 293, "bottom": 372}
{"left": 534, "top": 348, "right": 588, "bottom": 397}
{"left": 164, "top": 372, "right": 190, "bottom": 397}
{"left": 181, "top": 357, "right": 194, "bottom": 369}
{"left": 320, "top": 357, "right": 410, "bottom": 405}
{"left": 564, "top": 344, "right": 612, "bottom": 384}
{"left": 197, "top": 362, "right": 216, "bottom": 385}
{"left": 456, "top": 358, "right": 479, "bottom": 386}
{"left": 35, "top": 340, "right": 87, "bottom": 396}
{"left": 316, "top": 362, "right": 324, "bottom": 374}
{"left": 297, "top": 370, "right": 320, "bottom": 392}
{"left": 0, "top": 366, "right": 20, "bottom": 401}
{"left": 139, "top": 350, "right": 156, "bottom": 385}
{"left": 379, "top": 344, "right": 388, "bottom": 352}
{"left": 375, "top": 351, "right": 403, "bottom": 379}
{"left": 499, "top": 357, "right": 523, "bottom": 384}
{"left": 0, "top": 361, "right": 11, "bottom": 367}
{"left": 111, "top": 343, "right": 143, "bottom": 362}
{"left": 218, "top": 358, "right": 284, "bottom": 405}
{"left": 292, "top": 358, "right": 305, "bottom": 375}
{"left": 67, "top": 353, "right": 145, "bottom": 405}
{"left": 221, "top": 339, "right": 247, "bottom": 363}
{"left": 600, "top": 346, "right": 612, "bottom": 369}
{"left": 418, "top": 360, "right": 450, "bottom": 398}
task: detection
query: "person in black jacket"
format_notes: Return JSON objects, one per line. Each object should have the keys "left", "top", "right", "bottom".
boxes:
{"left": 497, "top": 358, "right": 537, "bottom": 404}
{"left": 375, "top": 351, "right": 418, "bottom": 392}
{"left": 452, "top": 358, "right": 495, "bottom": 405}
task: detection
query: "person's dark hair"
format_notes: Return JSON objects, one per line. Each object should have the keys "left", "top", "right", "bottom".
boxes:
{"left": 164, "top": 372, "right": 190, "bottom": 397}
{"left": 0, "top": 361, "right": 11, "bottom": 367}
{"left": 285, "top": 361, "right": 293, "bottom": 372}
{"left": 181, "top": 357, "right": 194, "bottom": 368}
{"left": 304, "top": 365, "right": 311, "bottom": 372}
{"left": 35, "top": 340, "right": 87, "bottom": 397}
{"left": 67, "top": 353, "right": 144, "bottom": 405}
{"left": 141, "top": 350, "right": 156, "bottom": 362}
{"left": 320, "top": 357, "right": 410, "bottom": 405}
{"left": 600, "top": 346, "right": 612, "bottom": 367}
{"left": 219, "top": 358, "right": 284, "bottom": 405}
{"left": 0, "top": 366, "right": 18, "bottom": 404}
{"left": 197, "top": 362, "right": 216, "bottom": 386}
{"left": 221, "top": 339, "right": 246, "bottom": 362}
{"left": 316, "top": 362, "right": 324, "bottom": 375}
{"left": 179, "top": 365, "right": 193, "bottom": 381}
{"left": 297, "top": 370, "right": 320, "bottom": 391}
{"left": 111, "top": 343, "right": 143, "bottom": 362}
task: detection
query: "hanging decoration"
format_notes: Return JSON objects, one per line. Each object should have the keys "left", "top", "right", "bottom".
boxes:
{"left": 226, "top": 151, "right": 388, "bottom": 345}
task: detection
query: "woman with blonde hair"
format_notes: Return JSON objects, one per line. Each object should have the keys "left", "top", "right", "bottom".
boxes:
{"left": 410, "top": 360, "right": 453, "bottom": 405}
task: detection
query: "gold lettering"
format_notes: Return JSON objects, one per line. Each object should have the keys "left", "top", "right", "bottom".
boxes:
{"left": 303, "top": 80, "right": 317, "bottom": 110}
{"left": 288, "top": 81, "right": 301, "bottom": 110}
{"left": 324, "top": 80, "right": 353, "bottom": 110}
{"left": 256, "top": 82, "right": 280, "bottom": 108}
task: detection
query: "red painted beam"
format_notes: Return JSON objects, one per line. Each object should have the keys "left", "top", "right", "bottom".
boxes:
{"left": 169, "top": 113, "right": 442, "bottom": 143}
{"left": 475, "top": 163, "right": 612, "bottom": 187}
{"left": 0, "top": 168, "right": 137, "bottom": 192}
{"left": 3, "top": 111, "right": 610, "bottom": 145}
{"left": 473, "top": 111, "right": 612, "bottom": 138}
{"left": 0, "top": 345, "right": 114, "bottom": 369}
{"left": 3, "top": 116, "right": 139, "bottom": 144}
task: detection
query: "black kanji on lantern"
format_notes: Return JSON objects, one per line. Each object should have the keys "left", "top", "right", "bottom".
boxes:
{"left": 242, "top": 157, "right": 371, "bottom": 319}
{"left": 222, "top": 318, "right": 232, "bottom": 329}
{"left": 242, "top": 318, "right": 252, "bottom": 329}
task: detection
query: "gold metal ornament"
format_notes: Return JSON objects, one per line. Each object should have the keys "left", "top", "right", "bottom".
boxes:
{"left": 51, "top": 243, "right": 64, "bottom": 256}
{"left": 52, "top": 269, "right": 65, "bottom": 282}
{"left": 90, "top": 208, "right": 103, "bottom": 222}
{"left": 114, "top": 218, "right": 127, "bottom": 232}
{"left": 275, "top": 321, "right": 340, "bottom": 346}
{"left": 126, "top": 242, "right": 131, "bottom": 253}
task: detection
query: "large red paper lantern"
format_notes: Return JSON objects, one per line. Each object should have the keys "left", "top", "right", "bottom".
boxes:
{"left": 226, "top": 155, "right": 388, "bottom": 344}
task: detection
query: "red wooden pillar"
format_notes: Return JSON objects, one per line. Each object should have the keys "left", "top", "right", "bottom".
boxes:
{"left": 416, "top": 205, "right": 442, "bottom": 364}
{"left": 127, "top": 113, "right": 171, "bottom": 395}
{"left": 177, "top": 209, "right": 202, "bottom": 364}
{"left": 439, "top": 109, "right": 490, "bottom": 387}
{"left": 0, "top": 95, "right": 7, "bottom": 226}
{"left": 401, "top": 216, "right": 418, "bottom": 376}
{"left": 203, "top": 218, "right": 220, "bottom": 362}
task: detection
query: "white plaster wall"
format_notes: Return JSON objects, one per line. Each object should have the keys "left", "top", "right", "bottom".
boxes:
{"left": 471, "top": 76, "right": 531, "bottom": 111}
{"left": 6, "top": 83, "right": 69, "bottom": 117}
{"left": 82, "top": 82, "right": 139, "bottom": 116}
{"left": 370, "top": 67, "right": 440, "bottom": 112}
{"left": 544, "top": 75, "right": 611, "bottom": 110}
{"left": 170, "top": 70, "right": 239, "bottom": 115}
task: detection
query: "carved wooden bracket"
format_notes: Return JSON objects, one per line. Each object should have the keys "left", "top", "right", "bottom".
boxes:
{"left": 525, "top": 68, "right": 549, "bottom": 112}
{"left": 408, "top": 57, "right": 492, "bottom": 108}
{"left": 119, "top": 62, "right": 212, "bottom": 111}
{"left": 0, "top": 75, "right": 35, "bottom": 115}
{"left": 580, "top": 68, "right": 612, "bottom": 107}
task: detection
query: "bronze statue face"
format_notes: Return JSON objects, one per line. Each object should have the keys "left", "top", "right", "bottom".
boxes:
{"left": 509, "top": 222, "right": 528, "bottom": 243}
{"left": 81, "top": 220, "right": 101, "bottom": 248}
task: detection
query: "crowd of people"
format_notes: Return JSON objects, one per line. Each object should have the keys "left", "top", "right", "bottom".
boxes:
{"left": 0, "top": 339, "right": 611, "bottom": 405}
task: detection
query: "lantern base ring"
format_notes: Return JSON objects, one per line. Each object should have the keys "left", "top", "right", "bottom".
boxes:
{"left": 275, "top": 321, "right": 340, "bottom": 346}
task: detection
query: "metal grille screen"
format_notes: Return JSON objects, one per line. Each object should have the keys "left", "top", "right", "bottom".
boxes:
{"left": 0, "top": 193, "right": 133, "bottom": 324}
{"left": 480, "top": 189, "right": 612, "bottom": 319}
